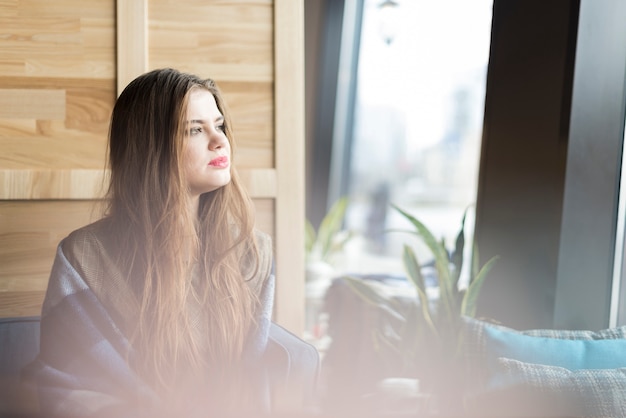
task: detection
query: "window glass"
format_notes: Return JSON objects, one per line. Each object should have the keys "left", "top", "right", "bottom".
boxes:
{"left": 342, "top": 0, "right": 493, "bottom": 275}
{"left": 305, "top": 0, "right": 494, "bottom": 346}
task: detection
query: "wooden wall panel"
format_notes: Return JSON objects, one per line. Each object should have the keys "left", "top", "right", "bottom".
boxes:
{"left": 148, "top": 0, "right": 274, "bottom": 169}
{"left": 0, "top": 291, "right": 45, "bottom": 318}
{"left": 254, "top": 198, "right": 275, "bottom": 240}
{"left": 0, "top": 89, "right": 65, "bottom": 120}
{"left": 148, "top": 1, "right": 273, "bottom": 82}
{"left": 0, "top": 169, "right": 107, "bottom": 199}
{"left": 0, "top": 168, "right": 275, "bottom": 200}
{"left": 273, "top": 0, "right": 305, "bottom": 334}
{"left": 1, "top": 0, "right": 305, "bottom": 335}
{"left": 218, "top": 81, "right": 274, "bottom": 168}
{"left": 116, "top": 0, "right": 147, "bottom": 94}
{"left": 0, "top": 0, "right": 115, "bottom": 318}
{"left": 0, "top": 0, "right": 116, "bottom": 173}
{"left": 0, "top": 200, "right": 101, "bottom": 316}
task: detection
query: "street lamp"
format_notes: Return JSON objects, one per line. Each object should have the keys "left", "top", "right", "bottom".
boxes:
{"left": 378, "top": 0, "right": 400, "bottom": 45}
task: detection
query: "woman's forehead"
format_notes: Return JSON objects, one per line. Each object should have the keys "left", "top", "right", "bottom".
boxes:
{"left": 187, "top": 89, "right": 222, "bottom": 120}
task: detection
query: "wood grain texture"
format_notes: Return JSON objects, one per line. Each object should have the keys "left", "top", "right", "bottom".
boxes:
{"left": 0, "top": 0, "right": 304, "bottom": 332}
{"left": 0, "top": 89, "right": 65, "bottom": 120}
{"left": 253, "top": 198, "right": 275, "bottom": 240}
{"left": 148, "top": 0, "right": 274, "bottom": 169}
{"left": 219, "top": 81, "right": 274, "bottom": 168}
{"left": 1, "top": 1, "right": 115, "bottom": 79}
{"left": 0, "top": 291, "right": 45, "bottom": 317}
{"left": 0, "top": 197, "right": 272, "bottom": 318}
{"left": 0, "top": 0, "right": 116, "bottom": 319}
{"left": 148, "top": 0, "right": 273, "bottom": 82}
{"left": 0, "top": 169, "right": 108, "bottom": 199}
{"left": 238, "top": 168, "right": 277, "bottom": 199}
{"left": 0, "top": 168, "right": 276, "bottom": 199}
{"left": 273, "top": 0, "right": 306, "bottom": 333}
{"left": 0, "top": 0, "right": 116, "bottom": 173}
{"left": 116, "top": 0, "right": 147, "bottom": 95}
{"left": 0, "top": 200, "right": 101, "bottom": 287}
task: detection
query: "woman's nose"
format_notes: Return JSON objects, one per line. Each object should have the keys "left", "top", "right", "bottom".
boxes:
{"left": 208, "top": 131, "right": 226, "bottom": 150}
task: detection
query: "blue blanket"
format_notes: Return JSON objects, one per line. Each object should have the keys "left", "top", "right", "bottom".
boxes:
{"left": 24, "top": 242, "right": 275, "bottom": 417}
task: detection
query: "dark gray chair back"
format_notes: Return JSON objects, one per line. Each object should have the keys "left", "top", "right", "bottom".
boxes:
{"left": 0, "top": 316, "right": 41, "bottom": 417}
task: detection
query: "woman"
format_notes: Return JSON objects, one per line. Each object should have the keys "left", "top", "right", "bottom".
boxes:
{"left": 25, "top": 69, "right": 283, "bottom": 417}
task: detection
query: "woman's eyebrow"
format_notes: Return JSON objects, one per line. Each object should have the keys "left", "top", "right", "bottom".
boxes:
{"left": 187, "top": 116, "right": 224, "bottom": 125}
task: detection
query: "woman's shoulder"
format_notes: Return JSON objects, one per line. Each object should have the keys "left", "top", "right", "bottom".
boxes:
{"left": 62, "top": 218, "right": 112, "bottom": 259}
{"left": 61, "top": 218, "right": 117, "bottom": 290}
{"left": 243, "top": 229, "right": 273, "bottom": 295}
{"left": 254, "top": 228, "right": 273, "bottom": 270}
{"left": 60, "top": 218, "right": 138, "bottom": 322}
{"left": 253, "top": 229, "right": 272, "bottom": 253}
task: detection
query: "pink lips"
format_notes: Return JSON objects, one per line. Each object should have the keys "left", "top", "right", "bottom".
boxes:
{"left": 209, "top": 156, "right": 229, "bottom": 168}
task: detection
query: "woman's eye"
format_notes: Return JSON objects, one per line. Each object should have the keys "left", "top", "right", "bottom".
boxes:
{"left": 216, "top": 124, "right": 225, "bottom": 133}
{"left": 189, "top": 126, "right": 202, "bottom": 135}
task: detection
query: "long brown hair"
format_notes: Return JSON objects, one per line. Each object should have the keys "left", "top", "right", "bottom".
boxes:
{"left": 105, "top": 68, "right": 259, "bottom": 394}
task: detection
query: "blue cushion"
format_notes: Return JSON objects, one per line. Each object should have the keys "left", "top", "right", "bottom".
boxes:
{"left": 0, "top": 316, "right": 40, "bottom": 376}
{"left": 0, "top": 316, "right": 41, "bottom": 416}
{"left": 461, "top": 317, "right": 626, "bottom": 390}
{"left": 484, "top": 324, "right": 626, "bottom": 372}
{"left": 462, "top": 317, "right": 626, "bottom": 415}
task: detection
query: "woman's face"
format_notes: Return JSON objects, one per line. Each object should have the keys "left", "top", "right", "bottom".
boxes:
{"left": 183, "top": 89, "right": 232, "bottom": 197}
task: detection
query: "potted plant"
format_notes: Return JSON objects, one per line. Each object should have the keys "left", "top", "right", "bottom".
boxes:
{"left": 305, "top": 197, "right": 352, "bottom": 282}
{"left": 304, "top": 197, "right": 353, "bottom": 342}
{"left": 343, "top": 204, "right": 498, "bottom": 413}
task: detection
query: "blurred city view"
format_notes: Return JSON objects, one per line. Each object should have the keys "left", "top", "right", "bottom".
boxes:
{"left": 341, "top": 0, "right": 494, "bottom": 275}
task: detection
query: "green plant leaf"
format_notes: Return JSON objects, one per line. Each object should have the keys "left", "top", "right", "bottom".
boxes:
{"left": 402, "top": 245, "right": 436, "bottom": 333}
{"left": 305, "top": 219, "right": 316, "bottom": 256}
{"left": 401, "top": 304, "right": 420, "bottom": 344}
{"left": 451, "top": 210, "right": 466, "bottom": 289}
{"left": 330, "top": 230, "right": 353, "bottom": 255}
{"left": 402, "top": 244, "right": 427, "bottom": 294}
{"left": 471, "top": 242, "right": 480, "bottom": 282}
{"left": 461, "top": 255, "right": 499, "bottom": 317}
{"left": 373, "top": 328, "right": 402, "bottom": 354}
{"left": 342, "top": 276, "right": 406, "bottom": 322}
{"left": 317, "top": 197, "right": 349, "bottom": 261}
{"left": 392, "top": 205, "right": 448, "bottom": 265}
{"left": 392, "top": 204, "right": 456, "bottom": 323}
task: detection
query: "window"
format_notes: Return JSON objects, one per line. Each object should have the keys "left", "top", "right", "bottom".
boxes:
{"left": 305, "top": 0, "right": 494, "bottom": 345}
{"left": 339, "top": 0, "right": 493, "bottom": 276}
